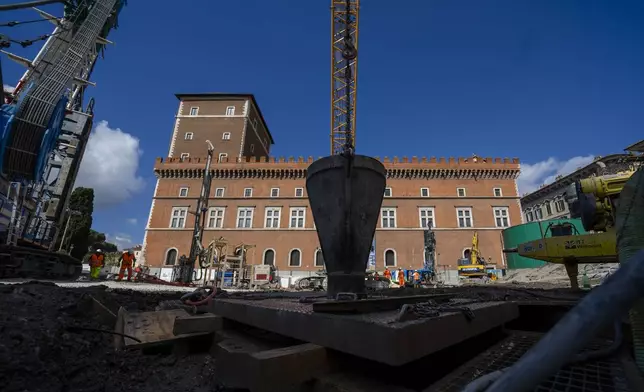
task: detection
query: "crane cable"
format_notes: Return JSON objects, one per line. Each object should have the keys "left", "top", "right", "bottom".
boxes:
{"left": 0, "top": 15, "right": 61, "bottom": 28}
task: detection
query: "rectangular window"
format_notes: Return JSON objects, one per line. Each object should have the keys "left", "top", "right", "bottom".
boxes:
{"left": 189, "top": 107, "right": 198, "bottom": 116}
{"left": 180, "top": 153, "right": 189, "bottom": 160}
{"left": 236, "top": 208, "right": 254, "bottom": 228}
{"left": 222, "top": 132, "right": 231, "bottom": 140}
{"left": 419, "top": 207, "right": 435, "bottom": 228}
{"left": 243, "top": 188, "right": 253, "bottom": 198}
{"left": 264, "top": 207, "right": 281, "bottom": 228}
{"left": 218, "top": 153, "right": 227, "bottom": 162}
{"left": 225, "top": 106, "right": 235, "bottom": 116}
{"left": 214, "top": 188, "right": 225, "bottom": 198}
{"left": 526, "top": 211, "right": 534, "bottom": 222}
{"left": 493, "top": 188, "right": 502, "bottom": 197}
{"left": 456, "top": 208, "right": 473, "bottom": 228}
{"left": 207, "top": 207, "right": 225, "bottom": 228}
{"left": 169, "top": 207, "right": 188, "bottom": 228}
{"left": 289, "top": 207, "right": 306, "bottom": 228}
{"left": 535, "top": 207, "right": 543, "bottom": 220}
{"left": 384, "top": 187, "right": 392, "bottom": 197}
{"left": 420, "top": 187, "right": 430, "bottom": 197}
{"left": 294, "top": 188, "right": 304, "bottom": 197}
{"left": 457, "top": 188, "right": 466, "bottom": 197}
{"left": 381, "top": 208, "right": 397, "bottom": 228}
{"left": 555, "top": 199, "right": 565, "bottom": 212}
{"left": 178, "top": 187, "right": 188, "bottom": 197}
{"left": 545, "top": 202, "right": 553, "bottom": 216}
{"left": 184, "top": 132, "right": 193, "bottom": 140}
{"left": 493, "top": 207, "right": 510, "bottom": 228}
{"left": 270, "top": 188, "right": 279, "bottom": 198}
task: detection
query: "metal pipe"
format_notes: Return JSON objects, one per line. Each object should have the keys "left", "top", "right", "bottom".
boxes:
{"left": 0, "top": 0, "right": 65, "bottom": 12}
{"left": 58, "top": 211, "right": 72, "bottom": 251}
{"left": 482, "top": 249, "right": 644, "bottom": 392}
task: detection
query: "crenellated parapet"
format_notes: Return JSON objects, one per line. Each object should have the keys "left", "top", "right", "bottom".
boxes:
{"left": 154, "top": 155, "right": 521, "bottom": 180}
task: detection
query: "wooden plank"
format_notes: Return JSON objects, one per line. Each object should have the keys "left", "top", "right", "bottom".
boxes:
{"left": 113, "top": 306, "right": 126, "bottom": 350}
{"left": 89, "top": 294, "right": 117, "bottom": 327}
{"left": 173, "top": 313, "right": 223, "bottom": 335}
{"left": 123, "top": 309, "right": 190, "bottom": 349}
{"left": 215, "top": 334, "right": 329, "bottom": 392}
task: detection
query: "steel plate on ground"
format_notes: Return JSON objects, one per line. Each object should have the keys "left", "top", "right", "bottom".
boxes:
{"left": 212, "top": 297, "right": 519, "bottom": 366}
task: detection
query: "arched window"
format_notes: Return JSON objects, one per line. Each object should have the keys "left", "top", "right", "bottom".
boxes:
{"left": 165, "top": 248, "right": 178, "bottom": 265}
{"left": 263, "top": 249, "right": 275, "bottom": 266}
{"left": 384, "top": 249, "right": 396, "bottom": 267}
{"left": 463, "top": 248, "right": 471, "bottom": 259}
{"left": 289, "top": 249, "right": 301, "bottom": 267}
{"left": 314, "top": 248, "right": 324, "bottom": 267}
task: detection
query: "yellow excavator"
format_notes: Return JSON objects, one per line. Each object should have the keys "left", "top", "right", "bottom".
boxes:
{"left": 457, "top": 232, "right": 498, "bottom": 280}
{"left": 507, "top": 171, "right": 634, "bottom": 288}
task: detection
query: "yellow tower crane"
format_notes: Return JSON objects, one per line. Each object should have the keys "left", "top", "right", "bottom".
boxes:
{"left": 330, "top": 0, "right": 360, "bottom": 155}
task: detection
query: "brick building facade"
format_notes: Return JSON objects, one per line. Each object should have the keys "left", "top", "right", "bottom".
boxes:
{"left": 142, "top": 93, "right": 522, "bottom": 279}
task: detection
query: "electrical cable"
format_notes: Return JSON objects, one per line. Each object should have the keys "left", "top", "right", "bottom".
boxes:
{"left": 65, "top": 326, "right": 142, "bottom": 343}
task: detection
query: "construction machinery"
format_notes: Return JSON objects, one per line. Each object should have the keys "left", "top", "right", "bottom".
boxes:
{"left": 457, "top": 232, "right": 498, "bottom": 280}
{"left": 508, "top": 171, "right": 633, "bottom": 288}
{"left": 0, "top": 0, "right": 125, "bottom": 280}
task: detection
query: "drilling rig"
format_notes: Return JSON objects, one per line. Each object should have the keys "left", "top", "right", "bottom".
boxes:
{"left": 0, "top": 0, "right": 126, "bottom": 279}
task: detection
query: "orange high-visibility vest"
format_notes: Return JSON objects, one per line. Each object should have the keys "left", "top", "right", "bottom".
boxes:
{"left": 121, "top": 253, "right": 135, "bottom": 266}
{"left": 89, "top": 253, "right": 104, "bottom": 267}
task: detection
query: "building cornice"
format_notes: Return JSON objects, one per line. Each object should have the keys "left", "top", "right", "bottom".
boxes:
{"left": 153, "top": 155, "right": 521, "bottom": 181}
{"left": 520, "top": 154, "right": 643, "bottom": 203}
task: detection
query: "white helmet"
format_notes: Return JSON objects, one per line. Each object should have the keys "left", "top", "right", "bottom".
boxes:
{"left": 96, "top": 249, "right": 103, "bottom": 253}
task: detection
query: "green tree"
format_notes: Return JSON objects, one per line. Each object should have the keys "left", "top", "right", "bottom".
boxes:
{"left": 66, "top": 187, "right": 94, "bottom": 260}
{"left": 87, "top": 229, "right": 118, "bottom": 252}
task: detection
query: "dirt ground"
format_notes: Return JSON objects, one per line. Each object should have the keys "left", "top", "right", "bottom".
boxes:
{"left": 0, "top": 281, "right": 586, "bottom": 392}
{"left": 0, "top": 281, "right": 223, "bottom": 392}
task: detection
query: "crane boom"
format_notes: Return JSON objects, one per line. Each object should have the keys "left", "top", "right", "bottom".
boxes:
{"left": 330, "top": 0, "right": 359, "bottom": 155}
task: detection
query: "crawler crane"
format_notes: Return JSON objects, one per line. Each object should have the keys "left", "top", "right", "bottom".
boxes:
{"left": 0, "top": 0, "right": 125, "bottom": 279}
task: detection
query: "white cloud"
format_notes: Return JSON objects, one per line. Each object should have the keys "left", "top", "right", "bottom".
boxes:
{"left": 126, "top": 218, "right": 138, "bottom": 225}
{"left": 517, "top": 155, "right": 596, "bottom": 195}
{"left": 3, "top": 84, "right": 14, "bottom": 94}
{"left": 108, "top": 233, "right": 134, "bottom": 250}
{"left": 75, "top": 121, "right": 145, "bottom": 208}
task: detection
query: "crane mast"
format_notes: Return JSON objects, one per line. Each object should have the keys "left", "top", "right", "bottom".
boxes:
{"left": 330, "top": 0, "right": 359, "bottom": 155}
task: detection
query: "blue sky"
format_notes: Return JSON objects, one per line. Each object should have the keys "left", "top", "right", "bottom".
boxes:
{"left": 2, "top": 0, "right": 642, "bottom": 249}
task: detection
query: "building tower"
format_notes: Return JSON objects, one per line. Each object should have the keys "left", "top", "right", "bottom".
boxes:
{"left": 168, "top": 93, "right": 274, "bottom": 162}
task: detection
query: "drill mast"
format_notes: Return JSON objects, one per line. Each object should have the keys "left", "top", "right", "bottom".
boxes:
{"left": 330, "top": 0, "right": 359, "bottom": 155}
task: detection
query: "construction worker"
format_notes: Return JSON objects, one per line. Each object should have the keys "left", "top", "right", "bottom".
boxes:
{"left": 397, "top": 268, "right": 405, "bottom": 288}
{"left": 88, "top": 249, "right": 105, "bottom": 280}
{"left": 383, "top": 267, "right": 392, "bottom": 281}
{"left": 117, "top": 250, "right": 136, "bottom": 282}
{"left": 413, "top": 270, "right": 421, "bottom": 288}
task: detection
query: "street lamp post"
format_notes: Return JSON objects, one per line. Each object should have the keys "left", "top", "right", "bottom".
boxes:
{"left": 58, "top": 209, "right": 81, "bottom": 252}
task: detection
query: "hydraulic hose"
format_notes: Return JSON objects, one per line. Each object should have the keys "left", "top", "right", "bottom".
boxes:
{"left": 615, "top": 167, "right": 644, "bottom": 371}
{"left": 473, "top": 168, "right": 644, "bottom": 392}
{"left": 463, "top": 320, "right": 624, "bottom": 392}
{"left": 0, "top": 0, "right": 65, "bottom": 11}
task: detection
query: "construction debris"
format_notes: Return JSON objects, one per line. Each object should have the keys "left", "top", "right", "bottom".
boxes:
{"left": 0, "top": 282, "right": 221, "bottom": 392}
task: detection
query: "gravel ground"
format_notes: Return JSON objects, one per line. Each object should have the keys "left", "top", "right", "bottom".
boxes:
{"left": 0, "top": 281, "right": 226, "bottom": 392}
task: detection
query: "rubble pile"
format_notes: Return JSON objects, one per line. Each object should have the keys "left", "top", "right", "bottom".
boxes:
{"left": 0, "top": 282, "right": 221, "bottom": 392}
{"left": 503, "top": 263, "right": 619, "bottom": 286}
